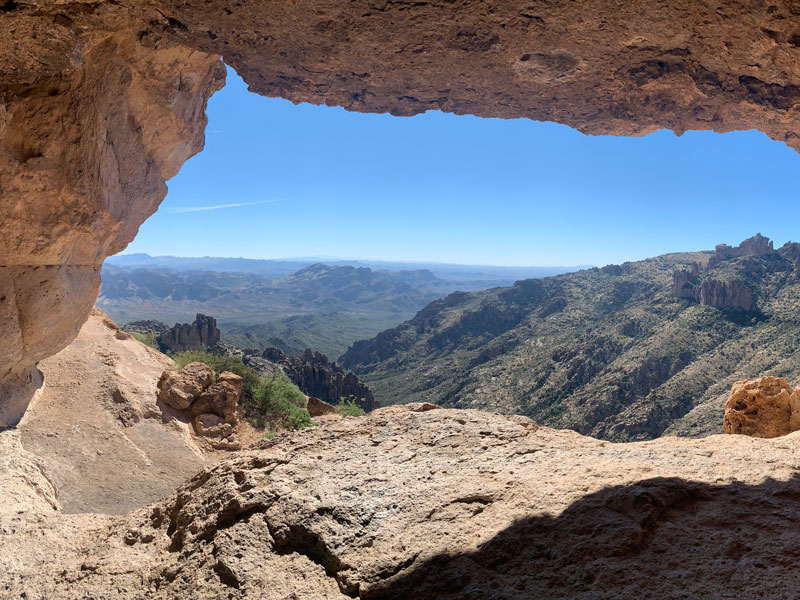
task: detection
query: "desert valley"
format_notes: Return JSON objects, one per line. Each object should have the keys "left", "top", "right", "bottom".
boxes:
{"left": 4, "top": 1, "right": 800, "bottom": 598}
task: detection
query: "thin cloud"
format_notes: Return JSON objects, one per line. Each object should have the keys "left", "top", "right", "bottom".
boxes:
{"left": 170, "top": 199, "right": 279, "bottom": 213}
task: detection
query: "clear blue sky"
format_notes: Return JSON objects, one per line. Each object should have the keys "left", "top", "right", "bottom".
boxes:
{"left": 123, "top": 66, "right": 800, "bottom": 267}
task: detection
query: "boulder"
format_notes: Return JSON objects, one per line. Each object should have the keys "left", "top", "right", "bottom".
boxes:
{"left": 194, "top": 413, "right": 234, "bottom": 438}
{"left": 307, "top": 396, "right": 336, "bottom": 417}
{"left": 188, "top": 372, "right": 242, "bottom": 423}
{"left": 723, "top": 377, "right": 800, "bottom": 438}
{"left": 157, "top": 362, "right": 214, "bottom": 410}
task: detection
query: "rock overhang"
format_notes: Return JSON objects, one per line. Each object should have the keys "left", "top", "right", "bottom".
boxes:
{"left": 4, "top": 0, "right": 800, "bottom": 403}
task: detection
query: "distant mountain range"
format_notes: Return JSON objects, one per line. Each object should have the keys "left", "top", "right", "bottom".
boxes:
{"left": 107, "top": 253, "right": 589, "bottom": 284}
{"left": 99, "top": 258, "right": 585, "bottom": 358}
{"left": 340, "top": 235, "right": 800, "bottom": 442}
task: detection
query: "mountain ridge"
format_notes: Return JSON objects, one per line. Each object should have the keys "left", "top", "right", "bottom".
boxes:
{"left": 340, "top": 235, "right": 800, "bottom": 441}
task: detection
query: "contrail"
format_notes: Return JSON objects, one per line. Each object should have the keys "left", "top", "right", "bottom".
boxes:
{"left": 170, "top": 199, "right": 279, "bottom": 213}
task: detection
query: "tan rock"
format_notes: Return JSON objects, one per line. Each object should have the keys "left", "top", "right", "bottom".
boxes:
{"left": 157, "top": 362, "right": 214, "bottom": 410}
{"left": 7, "top": 405, "right": 800, "bottom": 598}
{"left": 189, "top": 371, "right": 242, "bottom": 423}
{"left": 194, "top": 413, "right": 234, "bottom": 438}
{"left": 723, "top": 377, "right": 797, "bottom": 438}
{"left": 307, "top": 396, "right": 336, "bottom": 417}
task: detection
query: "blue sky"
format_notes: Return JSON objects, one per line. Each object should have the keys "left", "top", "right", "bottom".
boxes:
{"left": 123, "top": 66, "right": 800, "bottom": 267}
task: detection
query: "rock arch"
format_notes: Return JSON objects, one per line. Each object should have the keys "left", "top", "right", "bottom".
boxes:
{"left": 2, "top": 0, "right": 800, "bottom": 418}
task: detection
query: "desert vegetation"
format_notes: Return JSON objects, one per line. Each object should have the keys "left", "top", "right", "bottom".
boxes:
{"left": 170, "top": 351, "right": 312, "bottom": 430}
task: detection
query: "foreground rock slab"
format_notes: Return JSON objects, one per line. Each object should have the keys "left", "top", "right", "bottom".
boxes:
{"left": 4, "top": 403, "right": 800, "bottom": 598}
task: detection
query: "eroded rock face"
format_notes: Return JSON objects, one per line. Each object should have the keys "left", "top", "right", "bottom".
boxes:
{"left": 5, "top": 405, "right": 800, "bottom": 598}
{"left": 0, "top": 6, "right": 224, "bottom": 399}
{"left": 189, "top": 371, "right": 242, "bottom": 423}
{"left": 159, "top": 314, "right": 221, "bottom": 353}
{"left": 723, "top": 376, "right": 800, "bottom": 438}
{"left": 157, "top": 362, "right": 214, "bottom": 410}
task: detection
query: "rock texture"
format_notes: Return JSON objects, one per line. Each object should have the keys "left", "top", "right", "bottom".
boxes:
{"left": 157, "top": 361, "right": 214, "bottom": 410}
{"left": 723, "top": 376, "right": 800, "bottom": 438}
{"left": 307, "top": 396, "right": 337, "bottom": 417}
{"left": 17, "top": 308, "right": 208, "bottom": 514}
{"left": 188, "top": 371, "right": 242, "bottom": 423}
{"left": 5, "top": 404, "right": 800, "bottom": 598}
{"left": 262, "top": 347, "right": 377, "bottom": 412}
{"left": 159, "top": 314, "right": 221, "bottom": 352}
{"left": 0, "top": 6, "right": 224, "bottom": 400}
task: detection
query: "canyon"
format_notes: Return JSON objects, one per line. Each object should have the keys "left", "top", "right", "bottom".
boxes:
{"left": 5, "top": 2, "right": 800, "bottom": 598}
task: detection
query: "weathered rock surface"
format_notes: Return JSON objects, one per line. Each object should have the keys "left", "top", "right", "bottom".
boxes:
{"left": 307, "top": 396, "right": 337, "bottom": 417}
{"left": 188, "top": 371, "right": 242, "bottom": 423}
{"left": 5, "top": 404, "right": 800, "bottom": 598}
{"left": 194, "top": 413, "right": 234, "bottom": 438}
{"left": 0, "top": 10, "right": 224, "bottom": 394}
{"left": 17, "top": 308, "right": 208, "bottom": 514}
{"left": 723, "top": 376, "right": 800, "bottom": 438}
{"left": 159, "top": 313, "right": 221, "bottom": 352}
{"left": 157, "top": 361, "right": 214, "bottom": 410}
{"left": 262, "top": 347, "right": 377, "bottom": 411}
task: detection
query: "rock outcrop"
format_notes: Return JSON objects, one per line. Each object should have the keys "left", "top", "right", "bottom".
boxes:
{"left": 723, "top": 377, "right": 800, "bottom": 438}
{"left": 188, "top": 371, "right": 242, "bottom": 424}
{"left": 157, "top": 362, "right": 214, "bottom": 410}
{"left": 695, "top": 278, "right": 754, "bottom": 311}
{"left": 6, "top": 404, "right": 800, "bottom": 598}
{"left": 158, "top": 360, "right": 242, "bottom": 449}
{"left": 159, "top": 314, "right": 221, "bottom": 352}
{"left": 262, "top": 347, "right": 377, "bottom": 411}
{"left": 307, "top": 396, "right": 337, "bottom": 417}
{"left": 707, "top": 233, "right": 775, "bottom": 269}
{"left": 669, "top": 234, "right": 791, "bottom": 311}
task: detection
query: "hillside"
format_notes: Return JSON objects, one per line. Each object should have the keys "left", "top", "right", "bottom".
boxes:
{"left": 341, "top": 235, "right": 800, "bottom": 441}
{"left": 99, "top": 263, "right": 466, "bottom": 357}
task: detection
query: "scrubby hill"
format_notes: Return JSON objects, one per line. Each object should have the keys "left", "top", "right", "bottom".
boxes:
{"left": 341, "top": 235, "right": 800, "bottom": 441}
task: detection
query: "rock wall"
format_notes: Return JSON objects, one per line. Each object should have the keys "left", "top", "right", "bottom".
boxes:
{"left": 6, "top": 2, "right": 800, "bottom": 404}
{"left": 261, "top": 347, "right": 377, "bottom": 411}
{"left": 159, "top": 314, "right": 221, "bottom": 353}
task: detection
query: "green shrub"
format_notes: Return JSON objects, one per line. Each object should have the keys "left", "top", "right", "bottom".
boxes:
{"left": 130, "top": 331, "right": 159, "bottom": 350}
{"left": 169, "top": 351, "right": 312, "bottom": 430}
{"left": 337, "top": 395, "right": 366, "bottom": 417}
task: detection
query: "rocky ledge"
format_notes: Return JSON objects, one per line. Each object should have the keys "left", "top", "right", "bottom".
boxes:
{"left": 4, "top": 403, "right": 800, "bottom": 598}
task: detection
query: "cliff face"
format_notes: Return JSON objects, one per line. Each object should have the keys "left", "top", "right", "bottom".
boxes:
{"left": 261, "top": 347, "right": 377, "bottom": 412}
{"left": 159, "top": 314, "right": 221, "bottom": 352}
{"left": 7, "top": 2, "right": 800, "bottom": 406}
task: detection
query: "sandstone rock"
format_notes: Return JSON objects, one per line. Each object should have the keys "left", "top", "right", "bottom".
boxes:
{"left": 157, "top": 362, "right": 214, "bottom": 410}
{"left": 723, "top": 377, "right": 800, "bottom": 438}
{"left": 307, "top": 396, "right": 337, "bottom": 417}
{"left": 159, "top": 314, "right": 221, "bottom": 352}
{"left": 18, "top": 309, "right": 207, "bottom": 515}
{"left": 188, "top": 371, "right": 242, "bottom": 423}
{"left": 194, "top": 413, "right": 234, "bottom": 438}
{"left": 8, "top": 405, "right": 800, "bottom": 598}
{"left": 207, "top": 434, "right": 242, "bottom": 451}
